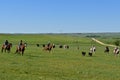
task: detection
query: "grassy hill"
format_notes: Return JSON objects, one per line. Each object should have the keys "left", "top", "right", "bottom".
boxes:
{"left": 0, "top": 33, "right": 120, "bottom": 80}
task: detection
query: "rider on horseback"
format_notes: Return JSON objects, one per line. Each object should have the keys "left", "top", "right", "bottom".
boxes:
{"left": 47, "top": 41, "right": 51, "bottom": 47}
{"left": 18, "top": 40, "right": 23, "bottom": 50}
{"left": 4, "top": 40, "right": 9, "bottom": 48}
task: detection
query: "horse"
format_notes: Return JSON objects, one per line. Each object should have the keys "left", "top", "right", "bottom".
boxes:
{"left": 113, "top": 47, "right": 119, "bottom": 56}
{"left": 15, "top": 44, "right": 26, "bottom": 56}
{"left": 43, "top": 43, "right": 54, "bottom": 52}
{"left": 104, "top": 46, "right": 109, "bottom": 53}
{"left": 1, "top": 43, "right": 12, "bottom": 53}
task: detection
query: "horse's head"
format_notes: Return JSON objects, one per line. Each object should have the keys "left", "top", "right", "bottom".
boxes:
{"left": 49, "top": 44, "right": 55, "bottom": 48}
{"left": 24, "top": 43, "right": 27, "bottom": 47}
{"left": 9, "top": 43, "right": 12, "bottom": 47}
{"left": 22, "top": 44, "right": 26, "bottom": 47}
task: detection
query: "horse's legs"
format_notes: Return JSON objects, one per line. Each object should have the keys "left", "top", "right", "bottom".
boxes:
{"left": 5, "top": 48, "right": 6, "bottom": 53}
{"left": 48, "top": 50, "right": 51, "bottom": 53}
{"left": 22, "top": 51, "right": 23, "bottom": 56}
{"left": 8, "top": 49, "right": 10, "bottom": 53}
{"left": 48, "top": 48, "right": 52, "bottom": 53}
{"left": 21, "top": 50, "right": 24, "bottom": 56}
{"left": 1, "top": 48, "right": 3, "bottom": 53}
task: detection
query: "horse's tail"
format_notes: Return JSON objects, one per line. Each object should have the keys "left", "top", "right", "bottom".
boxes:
{"left": 15, "top": 46, "right": 19, "bottom": 53}
{"left": 2, "top": 45, "right": 5, "bottom": 48}
{"left": 1, "top": 45, "right": 5, "bottom": 52}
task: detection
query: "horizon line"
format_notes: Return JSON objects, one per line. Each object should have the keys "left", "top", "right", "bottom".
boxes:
{"left": 0, "top": 32, "right": 120, "bottom": 34}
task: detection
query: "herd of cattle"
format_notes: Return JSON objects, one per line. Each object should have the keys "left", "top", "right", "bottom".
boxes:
{"left": 1, "top": 42, "right": 119, "bottom": 56}
{"left": 38, "top": 43, "right": 119, "bottom": 57}
{"left": 36, "top": 44, "right": 69, "bottom": 49}
{"left": 82, "top": 46, "right": 119, "bottom": 56}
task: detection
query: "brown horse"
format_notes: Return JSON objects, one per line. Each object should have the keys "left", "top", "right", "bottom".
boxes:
{"left": 15, "top": 44, "right": 26, "bottom": 56}
{"left": 43, "top": 44, "right": 55, "bottom": 52}
{"left": 1, "top": 43, "right": 12, "bottom": 53}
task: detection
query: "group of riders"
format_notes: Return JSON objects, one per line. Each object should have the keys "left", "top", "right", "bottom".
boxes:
{"left": 3, "top": 40, "right": 52, "bottom": 52}
{"left": 3, "top": 40, "right": 24, "bottom": 50}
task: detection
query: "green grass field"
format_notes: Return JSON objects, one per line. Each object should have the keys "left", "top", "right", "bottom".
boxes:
{"left": 0, "top": 34, "right": 120, "bottom": 80}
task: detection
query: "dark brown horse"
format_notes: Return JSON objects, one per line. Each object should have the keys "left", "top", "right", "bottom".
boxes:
{"left": 43, "top": 44, "right": 55, "bottom": 52}
{"left": 15, "top": 44, "right": 26, "bottom": 56}
{"left": 1, "top": 43, "right": 12, "bottom": 53}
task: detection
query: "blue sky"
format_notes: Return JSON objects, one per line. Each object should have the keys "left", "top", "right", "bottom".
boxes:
{"left": 0, "top": 0, "right": 120, "bottom": 33}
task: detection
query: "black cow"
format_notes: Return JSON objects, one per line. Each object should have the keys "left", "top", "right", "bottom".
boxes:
{"left": 36, "top": 44, "right": 40, "bottom": 47}
{"left": 88, "top": 52, "right": 92, "bottom": 56}
{"left": 82, "top": 51, "right": 86, "bottom": 56}
{"left": 104, "top": 46, "right": 109, "bottom": 53}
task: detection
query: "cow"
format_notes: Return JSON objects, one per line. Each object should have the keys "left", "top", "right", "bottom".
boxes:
{"left": 82, "top": 51, "right": 86, "bottom": 56}
{"left": 90, "top": 45, "right": 96, "bottom": 54}
{"left": 88, "top": 52, "right": 92, "bottom": 56}
{"left": 113, "top": 47, "right": 119, "bottom": 56}
{"left": 36, "top": 44, "right": 40, "bottom": 47}
{"left": 64, "top": 45, "right": 69, "bottom": 49}
{"left": 59, "top": 45, "right": 63, "bottom": 48}
{"left": 104, "top": 46, "right": 109, "bottom": 53}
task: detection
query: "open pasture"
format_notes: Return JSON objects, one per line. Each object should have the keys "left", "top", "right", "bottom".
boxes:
{"left": 0, "top": 34, "right": 120, "bottom": 80}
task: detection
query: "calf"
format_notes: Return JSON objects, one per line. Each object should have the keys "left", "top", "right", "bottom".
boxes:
{"left": 88, "top": 52, "right": 92, "bottom": 56}
{"left": 42, "top": 44, "right": 45, "bottom": 47}
{"left": 82, "top": 51, "right": 86, "bottom": 56}
{"left": 36, "top": 44, "right": 39, "bottom": 47}
{"left": 59, "top": 45, "right": 63, "bottom": 48}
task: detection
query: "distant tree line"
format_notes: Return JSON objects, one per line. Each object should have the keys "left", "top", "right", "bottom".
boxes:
{"left": 114, "top": 40, "right": 120, "bottom": 46}
{"left": 86, "top": 35, "right": 101, "bottom": 38}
